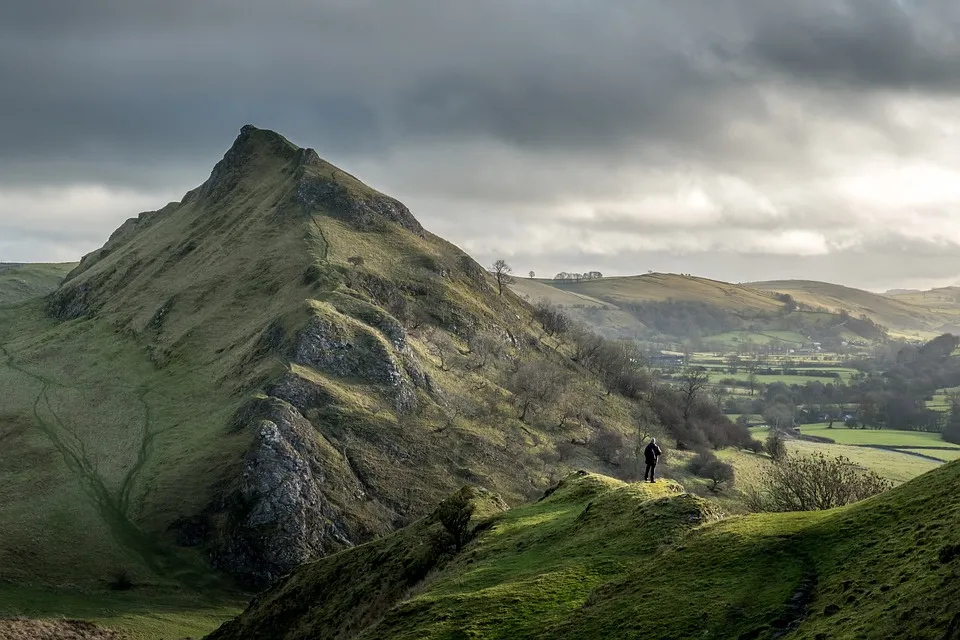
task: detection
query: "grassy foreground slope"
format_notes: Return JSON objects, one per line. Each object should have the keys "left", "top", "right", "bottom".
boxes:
{"left": 0, "top": 262, "right": 75, "bottom": 305}
{"left": 209, "top": 464, "right": 960, "bottom": 640}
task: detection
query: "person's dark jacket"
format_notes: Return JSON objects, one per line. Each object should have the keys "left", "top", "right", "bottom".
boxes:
{"left": 644, "top": 442, "right": 662, "bottom": 465}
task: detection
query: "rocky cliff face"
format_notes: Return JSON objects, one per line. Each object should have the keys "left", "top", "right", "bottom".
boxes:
{"left": 209, "top": 398, "right": 369, "bottom": 587}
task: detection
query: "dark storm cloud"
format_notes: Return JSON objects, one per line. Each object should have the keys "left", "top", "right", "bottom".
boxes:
{"left": 3, "top": 0, "right": 955, "bottom": 184}
{"left": 0, "top": 1, "right": 803, "bottom": 183}
{"left": 746, "top": 1, "right": 960, "bottom": 90}
{"left": 4, "top": 0, "right": 960, "bottom": 289}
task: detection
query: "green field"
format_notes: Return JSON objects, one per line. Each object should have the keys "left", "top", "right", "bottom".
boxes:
{"left": 738, "top": 426, "right": 946, "bottom": 484}
{"left": 902, "top": 448, "right": 960, "bottom": 462}
{"left": 702, "top": 330, "right": 807, "bottom": 346}
{"left": 796, "top": 423, "right": 960, "bottom": 448}
{"left": 925, "top": 387, "right": 960, "bottom": 412}
{"left": 706, "top": 370, "right": 853, "bottom": 386}
{"left": 788, "top": 440, "right": 942, "bottom": 483}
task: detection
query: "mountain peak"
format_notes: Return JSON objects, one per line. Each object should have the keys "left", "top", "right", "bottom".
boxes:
{"left": 188, "top": 125, "right": 306, "bottom": 204}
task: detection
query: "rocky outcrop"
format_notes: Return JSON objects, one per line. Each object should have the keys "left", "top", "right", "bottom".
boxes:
{"left": 48, "top": 282, "right": 92, "bottom": 320}
{"left": 211, "top": 399, "right": 360, "bottom": 588}
{"left": 191, "top": 124, "right": 300, "bottom": 205}
{"left": 296, "top": 170, "right": 425, "bottom": 236}
{"left": 328, "top": 293, "right": 408, "bottom": 351}
{"left": 294, "top": 312, "right": 404, "bottom": 386}
{"left": 266, "top": 372, "right": 336, "bottom": 416}
{"left": 292, "top": 308, "right": 423, "bottom": 415}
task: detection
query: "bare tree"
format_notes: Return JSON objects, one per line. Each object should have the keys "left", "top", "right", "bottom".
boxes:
{"left": 709, "top": 384, "right": 729, "bottom": 407}
{"left": 556, "top": 393, "right": 589, "bottom": 430}
{"left": 746, "top": 364, "right": 758, "bottom": 396}
{"left": 441, "top": 393, "right": 477, "bottom": 430}
{"left": 529, "top": 270, "right": 536, "bottom": 279}
{"left": 678, "top": 368, "right": 710, "bottom": 425}
{"left": 532, "top": 300, "right": 571, "bottom": 341}
{"left": 706, "top": 460, "right": 735, "bottom": 492}
{"left": 595, "top": 340, "right": 645, "bottom": 397}
{"left": 592, "top": 429, "right": 627, "bottom": 466}
{"left": 491, "top": 259, "right": 514, "bottom": 295}
{"left": 689, "top": 450, "right": 735, "bottom": 492}
{"left": 467, "top": 332, "right": 503, "bottom": 370}
{"left": 426, "top": 327, "right": 458, "bottom": 372}
{"left": 509, "top": 360, "right": 568, "bottom": 422}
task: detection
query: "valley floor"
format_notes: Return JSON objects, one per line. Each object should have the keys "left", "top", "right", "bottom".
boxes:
{"left": 0, "top": 587, "right": 244, "bottom": 640}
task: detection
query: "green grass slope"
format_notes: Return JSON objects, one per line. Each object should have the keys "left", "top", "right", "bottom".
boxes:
{"left": 208, "top": 464, "right": 960, "bottom": 640}
{"left": 0, "top": 262, "right": 75, "bottom": 305}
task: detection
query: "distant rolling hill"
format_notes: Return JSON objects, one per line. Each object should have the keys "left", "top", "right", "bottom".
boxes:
{"left": 509, "top": 278, "right": 647, "bottom": 339}
{"left": 554, "top": 273, "right": 784, "bottom": 311}
{"left": 749, "top": 279, "right": 956, "bottom": 333}
{"left": 888, "top": 286, "right": 960, "bottom": 310}
{"left": 514, "top": 273, "right": 960, "bottom": 346}
{"left": 0, "top": 262, "right": 76, "bottom": 306}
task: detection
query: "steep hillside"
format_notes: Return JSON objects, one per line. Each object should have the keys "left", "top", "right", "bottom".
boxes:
{"left": 0, "top": 262, "right": 75, "bottom": 306}
{"left": 0, "top": 125, "right": 661, "bottom": 615}
{"left": 208, "top": 463, "right": 960, "bottom": 640}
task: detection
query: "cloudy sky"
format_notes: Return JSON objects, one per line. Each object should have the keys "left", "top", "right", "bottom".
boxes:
{"left": 4, "top": 0, "right": 960, "bottom": 291}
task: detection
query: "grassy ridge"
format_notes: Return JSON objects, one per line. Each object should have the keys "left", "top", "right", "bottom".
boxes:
{"left": 552, "top": 273, "right": 784, "bottom": 311}
{"left": 206, "top": 463, "right": 960, "bottom": 639}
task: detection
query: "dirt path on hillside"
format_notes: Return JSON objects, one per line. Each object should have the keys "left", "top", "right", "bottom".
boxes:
{"left": 0, "top": 342, "right": 205, "bottom": 586}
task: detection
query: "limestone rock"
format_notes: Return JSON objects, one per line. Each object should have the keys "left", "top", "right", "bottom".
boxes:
{"left": 211, "top": 400, "right": 356, "bottom": 588}
{"left": 294, "top": 313, "right": 404, "bottom": 386}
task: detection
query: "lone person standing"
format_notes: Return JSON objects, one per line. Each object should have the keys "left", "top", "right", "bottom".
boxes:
{"left": 643, "top": 438, "right": 663, "bottom": 483}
